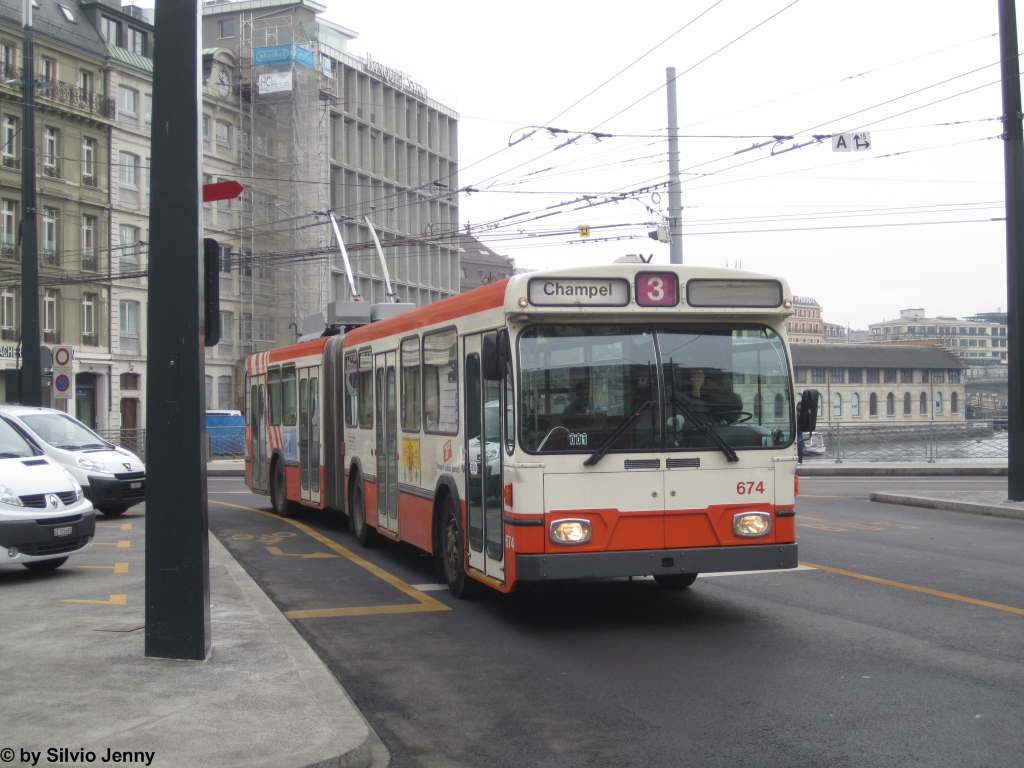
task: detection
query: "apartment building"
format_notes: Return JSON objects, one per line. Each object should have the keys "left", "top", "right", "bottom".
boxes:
{"left": 786, "top": 295, "right": 824, "bottom": 344}
{"left": 0, "top": 0, "right": 116, "bottom": 427}
{"left": 867, "top": 308, "right": 1007, "bottom": 368}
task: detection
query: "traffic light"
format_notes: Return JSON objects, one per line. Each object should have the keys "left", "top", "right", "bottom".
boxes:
{"left": 648, "top": 226, "right": 669, "bottom": 243}
{"left": 204, "top": 238, "right": 220, "bottom": 347}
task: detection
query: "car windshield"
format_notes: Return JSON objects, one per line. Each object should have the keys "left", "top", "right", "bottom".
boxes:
{"left": 518, "top": 324, "right": 793, "bottom": 454}
{"left": 19, "top": 412, "right": 111, "bottom": 451}
{"left": 0, "top": 418, "right": 36, "bottom": 457}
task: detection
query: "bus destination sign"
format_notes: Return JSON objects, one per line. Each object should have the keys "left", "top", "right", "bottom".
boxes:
{"left": 528, "top": 277, "right": 630, "bottom": 307}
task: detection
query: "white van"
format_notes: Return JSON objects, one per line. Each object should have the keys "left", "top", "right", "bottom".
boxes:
{"left": 0, "top": 414, "right": 95, "bottom": 571}
{"left": 0, "top": 406, "right": 145, "bottom": 518}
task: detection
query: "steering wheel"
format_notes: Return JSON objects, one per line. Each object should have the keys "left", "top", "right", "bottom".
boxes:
{"left": 714, "top": 410, "right": 753, "bottom": 424}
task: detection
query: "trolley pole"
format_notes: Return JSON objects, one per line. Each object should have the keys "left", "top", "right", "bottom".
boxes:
{"left": 19, "top": 0, "right": 40, "bottom": 406}
{"left": 999, "top": 0, "right": 1024, "bottom": 501}
{"left": 145, "top": 0, "right": 210, "bottom": 660}
{"left": 667, "top": 67, "right": 683, "bottom": 265}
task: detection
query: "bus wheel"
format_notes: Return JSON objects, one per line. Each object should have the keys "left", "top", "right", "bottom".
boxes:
{"left": 441, "top": 494, "right": 480, "bottom": 599}
{"left": 271, "top": 461, "right": 290, "bottom": 518}
{"left": 654, "top": 573, "right": 698, "bottom": 590}
{"left": 350, "top": 482, "right": 379, "bottom": 548}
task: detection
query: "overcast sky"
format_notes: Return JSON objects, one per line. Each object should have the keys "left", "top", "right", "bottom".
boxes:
{"left": 316, "top": 0, "right": 1014, "bottom": 329}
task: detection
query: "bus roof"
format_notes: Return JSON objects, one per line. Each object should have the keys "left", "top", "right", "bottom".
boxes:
{"left": 342, "top": 264, "right": 793, "bottom": 348}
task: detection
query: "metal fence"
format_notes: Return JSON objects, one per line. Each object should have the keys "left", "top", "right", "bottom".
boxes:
{"left": 804, "top": 420, "right": 1008, "bottom": 463}
{"left": 96, "top": 429, "right": 147, "bottom": 461}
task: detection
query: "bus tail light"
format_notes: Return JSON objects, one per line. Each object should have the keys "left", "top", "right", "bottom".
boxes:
{"left": 733, "top": 512, "right": 772, "bottom": 538}
{"left": 550, "top": 519, "right": 592, "bottom": 545}
{"left": 504, "top": 483, "right": 513, "bottom": 507}
{"left": 794, "top": 476, "right": 799, "bottom": 497}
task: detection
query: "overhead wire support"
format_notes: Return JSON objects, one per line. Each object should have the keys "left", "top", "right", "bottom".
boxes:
{"left": 327, "top": 211, "right": 361, "bottom": 301}
{"left": 364, "top": 215, "right": 397, "bottom": 303}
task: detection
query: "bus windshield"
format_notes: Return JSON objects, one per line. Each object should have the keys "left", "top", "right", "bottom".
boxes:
{"left": 518, "top": 324, "right": 793, "bottom": 455}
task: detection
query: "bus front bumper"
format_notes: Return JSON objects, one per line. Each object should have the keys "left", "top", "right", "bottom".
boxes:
{"left": 516, "top": 543, "right": 798, "bottom": 581}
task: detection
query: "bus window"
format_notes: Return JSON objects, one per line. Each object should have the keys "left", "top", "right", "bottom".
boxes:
{"left": 504, "top": 353, "right": 514, "bottom": 455}
{"left": 401, "top": 336, "right": 421, "bottom": 432}
{"left": 423, "top": 328, "right": 458, "bottom": 435}
{"left": 358, "top": 348, "right": 373, "bottom": 428}
{"left": 282, "top": 365, "right": 297, "bottom": 426}
{"left": 268, "top": 367, "right": 282, "bottom": 426}
{"left": 344, "top": 352, "right": 358, "bottom": 428}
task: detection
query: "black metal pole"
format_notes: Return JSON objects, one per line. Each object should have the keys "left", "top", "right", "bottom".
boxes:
{"left": 19, "top": 0, "right": 39, "bottom": 406}
{"left": 1000, "top": 0, "right": 1024, "bottom": 501}
{"left": 145, "top": 0, "right": 209, "bottom": 660}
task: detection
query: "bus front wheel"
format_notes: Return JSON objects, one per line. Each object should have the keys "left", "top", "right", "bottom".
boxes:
{"left": 441, "top": 494, "right": 481, "bottom": 599}
{"left": 654, "top": 573, "right": 698, "bottom": 590}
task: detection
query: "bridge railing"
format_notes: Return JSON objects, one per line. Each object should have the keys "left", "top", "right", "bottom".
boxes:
{"left": 803, "top": 420, "right": 1006, "bottom": 463}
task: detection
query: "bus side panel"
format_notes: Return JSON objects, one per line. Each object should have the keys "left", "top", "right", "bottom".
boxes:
{"left": 363, "top": 480, "right": 379, "bottom": 522}
{"left": 664, "top": 510, "right": 722, "bottom": 549}
{"left": 286, "top": 464, "right": 302, "bottom": 502}
{"left": 397, "top": 492, "right": 433, "bottom": 553}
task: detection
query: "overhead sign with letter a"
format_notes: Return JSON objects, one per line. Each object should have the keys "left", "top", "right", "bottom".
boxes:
{"left": 833, "top": 132, "right": 872, "bottom": 152}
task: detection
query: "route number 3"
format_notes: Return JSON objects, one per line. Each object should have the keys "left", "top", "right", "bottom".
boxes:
{"left": 636, "top": 272, "right": 678, "bottom": 307}
{"left": 736, "top": 481, "right": 765, "bottom": 495}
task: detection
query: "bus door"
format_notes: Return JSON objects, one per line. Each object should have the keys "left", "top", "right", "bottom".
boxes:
{"left": 251, "top": 376, "right": 268, "bottom": 493}
{"left": 298, "top": 366, "right": 322, "bottom": 505}
{"left": 374, "top": 351, "right": 399, "bottom": 535}
{"left": 464, "top": 335, "right": 504, "bottom": 584}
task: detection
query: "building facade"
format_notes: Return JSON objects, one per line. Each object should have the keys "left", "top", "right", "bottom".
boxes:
{"left": 458, "top": 234, "right": 514, "bottom": 292}
{"left": 791, "top": 344, "right": 966, "bottom": 423}
{"left": 868, "top": 308, "right": 1007, "bottom": 368}
{"left": 786, "top": 295, "right": 824, "bottom": 344}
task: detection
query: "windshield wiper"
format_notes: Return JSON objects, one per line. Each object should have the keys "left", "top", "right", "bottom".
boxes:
{"left": 583, "top": 400, "right": 653, "bottom": 467}
{"left": 0, "top": 452, "right": 26, "bottom": 458}
{"left": 82, "top": 443, "right": 112, "bottom": 450}
{"left": 671, "top": 396, "right": 739, "bottom": 463}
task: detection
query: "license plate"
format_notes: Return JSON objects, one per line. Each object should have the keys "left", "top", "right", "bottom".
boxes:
{"left": 54, "top": 526, "right": 73, "bottom": 537}
{"left": 130, "top": 482, "right": 142, "bottom": 489}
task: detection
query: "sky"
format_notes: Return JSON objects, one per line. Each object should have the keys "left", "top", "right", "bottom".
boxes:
{"left": 315, "top": 0, "right": 1012, "bottom": 329}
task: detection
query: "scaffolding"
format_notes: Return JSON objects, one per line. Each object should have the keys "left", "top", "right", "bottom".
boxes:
{"left": 237, "top": 7, "right": 328, "bottom": 352}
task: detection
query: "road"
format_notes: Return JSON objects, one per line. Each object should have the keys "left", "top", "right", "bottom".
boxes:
{"left": 208, "top": 476, "right": 1024, "bottom": 768}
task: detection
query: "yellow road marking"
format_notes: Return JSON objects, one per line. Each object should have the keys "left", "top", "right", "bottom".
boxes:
{"left": 96, "top": 523, "right": 132, "bottom": 530}
{"left": 212, "top": 500, "right": 450, "bottom": 616}
{"left": 77, "top": 563, "right": 129, "bottom": 573}
{"left": 285, "top": 603, "right": 443, "bottom": 619}
{"left": 63, "top": 594, "right": 127, "bottom": 605}
{"left": 264, "top": 545, "right": 337, "bottom": 559}
{"left": 94, "top": 540, "right": 130, "bottom": 548}
{"left": 801, "top": 561, "right": 1024, "bottom": 617}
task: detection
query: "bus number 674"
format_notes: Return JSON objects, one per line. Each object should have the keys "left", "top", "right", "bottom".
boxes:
{"left": 737, "top": 481, "right": 764, "bottom": 495}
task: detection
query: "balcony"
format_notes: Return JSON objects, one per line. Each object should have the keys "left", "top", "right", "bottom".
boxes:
{"left": 41, "top": 250, "right": 59, "bottom": 266}
{"left": 43, "top": 330, "right": 60, "bottom": 343}
{"left": 82, "top": 332, "right": 98, "bottom": 347}
{"left": 82, "top": 253, "right": 98, "bottom": 272}
{"left": 82, "top": 174, "right": 98, "bottom": 188}
{"left": 2, "top": 154, "right": 18, "bottom": 170}
{"left": 0, "top": 65, "right": 116, "bottom": 120}
{"left": 0, "top": 242, "right": 17, "bottom": 261}
{"left": 1, "top": 327, "right": 14, "bottom": 341}
{"left": 42, "top": 163, "right": 61, "bottom": 179}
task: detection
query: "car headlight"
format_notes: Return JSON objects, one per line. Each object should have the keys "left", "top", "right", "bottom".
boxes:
{"left": 733, "top": 511, "right": 772, "bottom": 538}
{"left": 550, "top": 519, "right": 592, "bottom": 545}
{"left": 0, "top": 481, "right": 23, "bottom": 506}
{"left": 63, "top": 469, "right": 85, "bottom": 501}
{"left": 76, "top": 456, "right": 112, "bottom": 474}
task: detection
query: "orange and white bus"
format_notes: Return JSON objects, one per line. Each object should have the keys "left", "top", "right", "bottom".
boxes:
{"left": 245, "top": 264, "right": 816, "bottom": 597}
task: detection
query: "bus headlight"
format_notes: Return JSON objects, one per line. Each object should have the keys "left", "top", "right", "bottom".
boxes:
{"left": 550, "top": 519, "right": 592, "bottom": 545}
{"left": 733, "top": 512, "right": 772, "bottom": 538}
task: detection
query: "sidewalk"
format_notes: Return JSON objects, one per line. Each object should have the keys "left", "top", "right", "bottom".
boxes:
{"left": 0, "top": 506, "right": 386, "bottom": 768}
{"left": 208, "top": 459, "right": 245, "bottom": 477}
{"left": 798, "top": 460, "right": 1007, "bottom": 477}
{"left": 870, "top": 488, "right": 1024, "bottom": 522}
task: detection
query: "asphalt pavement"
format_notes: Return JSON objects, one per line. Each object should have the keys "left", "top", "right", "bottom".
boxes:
{"left": 207, "top": 474, "right": 1024, "bottom": 768}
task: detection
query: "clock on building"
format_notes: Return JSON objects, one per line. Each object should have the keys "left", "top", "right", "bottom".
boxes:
{"left": 216, "top": 69, "right": 231, "bottom": 97}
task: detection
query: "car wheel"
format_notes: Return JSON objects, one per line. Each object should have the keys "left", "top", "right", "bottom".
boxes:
{"left": 271, "top": 461, "right": 290, "bottom": 518}
{"left": 654, "top": 573, "right": 698, "bottom": 590}
{"left": 98, "top": 505, "right": 129, "bottom": 517}
{"left": 23, "top": 557, "right": 68, "bottom": 572}
{"left": 350, "top": 482, "right": 379, "bottom": 548}
{"left": 441, "top": 494, "right": 481, "bottom": 599}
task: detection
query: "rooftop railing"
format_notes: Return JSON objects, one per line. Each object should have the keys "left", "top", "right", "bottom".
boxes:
{"left": 0, "top": 64, "right": 116, "bottom": 120}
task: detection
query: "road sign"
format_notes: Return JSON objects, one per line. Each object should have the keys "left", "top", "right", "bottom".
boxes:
{"left": 202, "top": 180, "right": 245, "bottom": 202}
{"left": 832, "top": 132, "right": 872, "bottom": 152}
{"left": 53, "top": 345, "right": 73, "bottom": 368}
{"left": 578, "top": 225, "right": 591, "bottom": 237}
{"left": 53, "top": 373, "right": 71, "bottom": 399}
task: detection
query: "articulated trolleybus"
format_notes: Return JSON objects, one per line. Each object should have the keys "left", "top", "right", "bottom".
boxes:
{"left": 245, "top": 264, "right": 814, "bottom": 597}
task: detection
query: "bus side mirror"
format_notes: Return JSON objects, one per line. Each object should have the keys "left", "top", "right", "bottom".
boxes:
{"left": 798, "top": 389, "right": 820, "bottom": 433}
{"left": 482, "top": 328, "right": 509, "bottom": 381}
